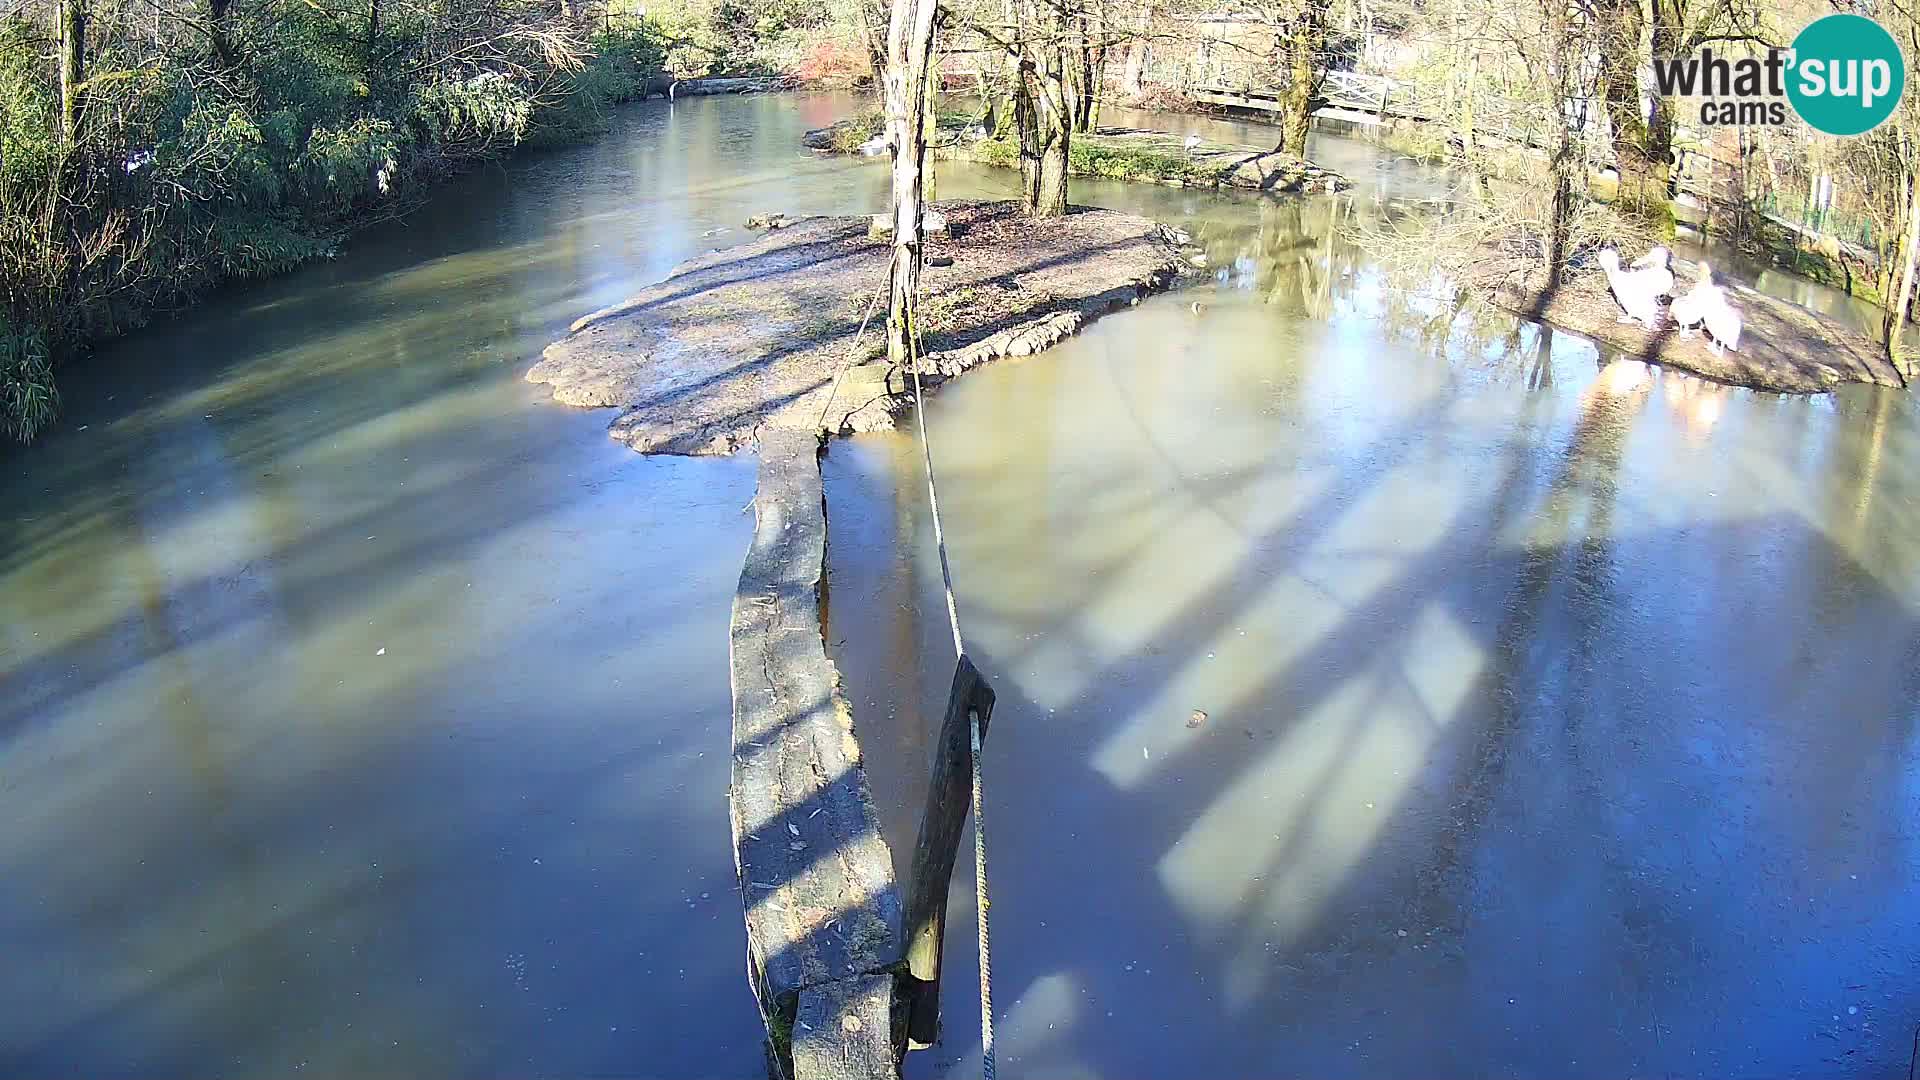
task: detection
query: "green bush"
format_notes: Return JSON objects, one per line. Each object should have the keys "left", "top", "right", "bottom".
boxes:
{"left": 0, "top": 319, "right": 56, "bottom": 443}
{"left": 830, "top": 110, "right": 886, "bottom": 153}
{"left": 969, "top": 136, "right": 1019, "bottom": 170}
{"left": 0, "top": 5, "right": 673, "bottom": 442}
{"left": 0, "top": 23, "right": 56, "bottom": 190}
{"left": 1070, "top": 141, "right": 1218, "bottom": 185}
{"left": 962, "top": 136, "right": 1222, "bottom": 188}
{"left": 592, "top": 24, "right": 672, "bottom": 98}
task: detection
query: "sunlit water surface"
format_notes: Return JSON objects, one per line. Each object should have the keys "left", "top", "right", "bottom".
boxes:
{"left": 825, "top": 109, "right": 1920, "bottom": 1080}
{"left": 4, "top": 92, "right": 1918, "bottom": 1079}
{"left": 0, "top": 92, "right": 896, "bottom": 1076}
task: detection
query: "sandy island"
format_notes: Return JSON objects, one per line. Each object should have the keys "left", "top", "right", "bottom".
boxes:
{"left": 527, "top": 199, "right": 1192, "bottom": 454}
{"left": 1491, "top": 261, "right": 1906, "bottom": 395}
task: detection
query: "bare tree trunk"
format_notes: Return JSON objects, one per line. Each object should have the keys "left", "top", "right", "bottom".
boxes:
{"left": 366, "top": 0, "right": 381, "bottom": 80}
{"left": 883, "top": 0, "right": 939, "bottom": 366}
{"left": 1014, "top": 53, "right": 1040, "bottom": 205}
{"left": 1034, "top": 112, "right": 1069, "bottom": 212}
{"left": 1888, "top": 161, "right": 1920, "bottom": 374}
{"left": 860, "top": 0, "right": 889, "bottom": 83}
{"left": 58, "top": 0, "right": 87, "bottom": 142}
{"left": 1277, "top": 4, "right": 1325, "bottom": 157}
{"left": 1013, "top": 0, "right": 1071, "bottom": 216}
{"left": 1461, "top": 50, "right": 1479, "bottom": 156}
{"left": 1120, "top": 42, "right": 1146, "bottom": 96}
{"left": 1071, "top": 0, "right": 1105, "bottom": 132}
{"left": 1594, "top": 0, "right": 1668, "bottom": 230}
{"left": 1543, "top": 0, "right": 1576, "bottom": 291}
{"left": 1020, "top": 60, "right": 1072, "bottom": 215}
{"left": 1063, "top": 33, "right": 1086, "bottom": 131}
{"left": 1645, "top": 0, "right": 1680, "bottom": 197}
{"left": 207, "top": 0, "right": 237, "bottom": 66}
{"left": 1119, "top": 1, "right": 1152, "bottom": 99}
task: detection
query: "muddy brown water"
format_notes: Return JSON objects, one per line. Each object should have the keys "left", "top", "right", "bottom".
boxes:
{"left": 2, "top": 91, "right": 1917, "bottom": 1077}
{"left": 824, "top": 113, "right": 1920, "bottom": 1079}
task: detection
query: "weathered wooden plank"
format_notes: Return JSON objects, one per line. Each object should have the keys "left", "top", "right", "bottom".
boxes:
{"left": 729, "top": 429, "right": 903, "bottom": 1077}
{"left": 793, "top": 976, "right": 897, "bottom": 1080}
{"left": 1191, "top": 88, "right": 1283, "bottom": 113}
{"left": 901, "top": 655, "right": 996, "bottom": 1048}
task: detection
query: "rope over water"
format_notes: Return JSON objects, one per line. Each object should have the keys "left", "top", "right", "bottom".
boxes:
{"left": 904, "top": 277, "right": 995, "bottom": 1080}
{"left": 813, "top": 281, "right": 890, "bottom": 435}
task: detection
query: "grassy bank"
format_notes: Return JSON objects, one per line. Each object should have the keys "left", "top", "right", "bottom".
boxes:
{"left": 0, "top": 11, "right": 676, "bottom": 442}
{"left": 963, "top": 134, "right": 1227, "bottom": 186}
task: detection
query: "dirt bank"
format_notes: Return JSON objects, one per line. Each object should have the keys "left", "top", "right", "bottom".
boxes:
{"left": 1490, "top": 262, "right": 1906, "bottom": 394}
{"left": 527, "top": 200, "right": 1192, "bottom": 454}
{"left": 803, "top": 121, "right": 1350, "bottom": 196}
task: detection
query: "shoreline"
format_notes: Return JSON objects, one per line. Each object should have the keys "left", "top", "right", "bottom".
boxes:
{"left": 804, "top": 119, "right": 1351, "bottom": 196}
{"left": 526, "top": 199, "right": 1195, "bottom": 454}
{"left": 1489, "top": 262, "right": 1906, "bottom": 394}
{"left": 10, "top": 77, "right": 808, "bottom": 444}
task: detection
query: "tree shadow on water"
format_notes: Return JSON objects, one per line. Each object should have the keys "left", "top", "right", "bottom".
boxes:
{"left": 825, "top": 351, "right": 1920, "bottom": 1080}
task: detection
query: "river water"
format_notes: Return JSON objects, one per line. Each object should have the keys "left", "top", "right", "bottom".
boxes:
{"left": 3, "top": 92, "right": 1917, "bottom": 1077}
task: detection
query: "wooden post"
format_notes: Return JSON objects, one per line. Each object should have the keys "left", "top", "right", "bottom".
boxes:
{"left": 729, "top": 432, "right": 905, "bottom": 1080}
{"left": 901, "top": 655, "right": 996, "bottom": 1049}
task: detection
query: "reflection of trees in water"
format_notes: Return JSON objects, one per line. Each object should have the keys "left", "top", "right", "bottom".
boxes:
{"left": 1186, "top": 197, "right": 1359, "bottom": 320}
{"left": 868, "top": 311, "right": 1920, "bottom": 1074}
{"left": 1185, "top": 191, "right": 1621, "bottom": 371}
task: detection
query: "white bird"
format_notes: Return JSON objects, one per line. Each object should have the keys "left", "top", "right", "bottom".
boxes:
{"left": 1630, "top": 245, "right": 1676, "bottom": 298}
{"left": 969, "top": 124, "right": 988, "bottom": 140}
{"left": 857, "top": 134, "right": 888, "bottom": 157}
{"left": 1669, "top": 262, "right": 1742, "bottom": 354}
{"left": 1597, "top": 247, "right": 1664, "bottom": 329}
{"left": 1184, "top": 132, "right": 1203, "bottom": 156}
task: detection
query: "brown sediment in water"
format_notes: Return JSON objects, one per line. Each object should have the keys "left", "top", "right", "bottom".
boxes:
{"left": 1488, "top": 260, "right": 1907, "bottom": 395}
{"left": 526, "top": 200, "right": 1192, "bottom": 455}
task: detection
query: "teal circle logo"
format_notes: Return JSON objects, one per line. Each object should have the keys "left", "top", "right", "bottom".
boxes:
{"left": 1787, "top": 14, "right": 1906, "bottom": 136}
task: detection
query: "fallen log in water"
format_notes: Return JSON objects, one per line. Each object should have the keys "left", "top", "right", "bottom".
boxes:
{"left": 729, "top": 429, "right": 902, "bottom": 1079}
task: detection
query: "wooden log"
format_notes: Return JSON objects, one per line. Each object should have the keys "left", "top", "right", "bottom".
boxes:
{"left": 729, "top": 429, "right": 904, "bottom": 1078}
{"left": 900, "top": 655, "right": 996, "bottom": 1049}
{"left": 793, "top": 975, "right": 897, "bottom": 1080}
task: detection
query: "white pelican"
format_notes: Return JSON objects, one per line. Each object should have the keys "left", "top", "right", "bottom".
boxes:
{"left": 1631, "top": 245, "right": 1676, "bottom": 298}
{"left": 1669, "top": 263, "right": 1742, "bottom": 354}
{"left": 1597, "top": 248, "right": 1664, "bottom": 329}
